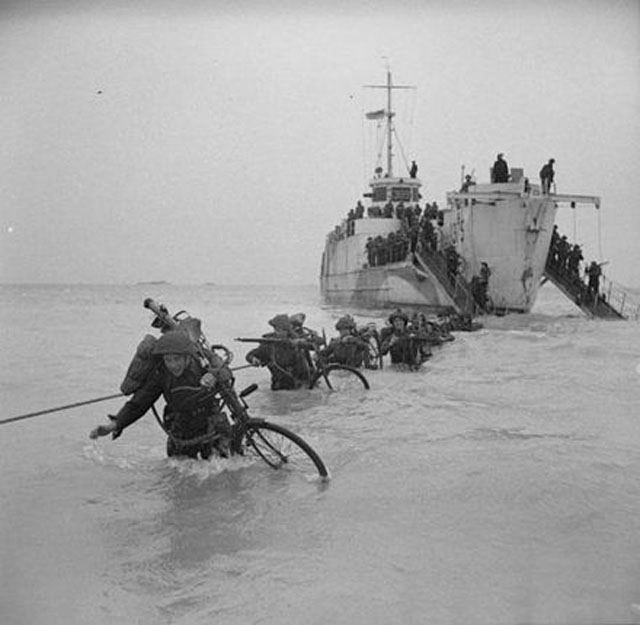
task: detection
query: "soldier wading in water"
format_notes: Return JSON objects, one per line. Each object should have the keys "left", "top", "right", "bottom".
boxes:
{"left": 90, "top": 330, "right": 234, "bottom": 459}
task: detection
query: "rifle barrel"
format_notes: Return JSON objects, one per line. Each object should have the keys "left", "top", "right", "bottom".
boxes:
{"left": 235, "top": 337, "right": 290, "bottom": 343}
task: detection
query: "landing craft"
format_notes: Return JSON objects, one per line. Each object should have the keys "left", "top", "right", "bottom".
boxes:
{"left": 319, "top": 70, "right": 616, "bottom": 317}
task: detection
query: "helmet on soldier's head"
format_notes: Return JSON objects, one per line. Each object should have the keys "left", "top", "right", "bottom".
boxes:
{"left": 152, "top": 330, "right": 194, "bottom": 356}
{"left": 335, "top": 315, "right": 356, "bottom": 331}
{"left": 268, "top": 314, "right": 292, "bottom": 332}
{"left": 388, "top": 310, "right": 409, "bottom": 325}
{"left": 289, "top": 312, "right": 306, "bottom": 327}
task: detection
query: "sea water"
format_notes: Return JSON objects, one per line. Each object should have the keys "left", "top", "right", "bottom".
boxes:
{"left": 1, "top": 283, "right": 640, "bottom": 625}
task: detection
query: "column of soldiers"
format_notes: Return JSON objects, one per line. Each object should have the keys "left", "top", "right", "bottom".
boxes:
{"left": 247, "top": 307, "right": 478, "bottom": 385}
{"left": 548, "top": 225, "right": 604, "bottom": 301}
{"left": 365, "top": 201, "right": 441, "bottom": 267}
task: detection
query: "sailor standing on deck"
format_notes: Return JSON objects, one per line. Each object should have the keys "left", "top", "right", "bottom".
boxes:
{"left": 540, "top": 158, "right": 556, "bottom": 194}
{"left": 492, "top": 153, "right": 510, "bottom": 183}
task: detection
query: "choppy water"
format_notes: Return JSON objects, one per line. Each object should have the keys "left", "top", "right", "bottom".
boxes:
{"left": 1, "top": 283, "right": 640, "bottom": 625}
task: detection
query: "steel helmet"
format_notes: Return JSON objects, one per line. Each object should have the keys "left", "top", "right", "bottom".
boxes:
{"left": 388, "top": 310, "right": 409, "bottom": 325}
{"left": 289, "top": 312, "right": 306, "bottom": 327}
{"left": 268, "top": 314, "right": 292, "bottom": 331}
{"left": 335, "top": 315, "right": 356, "bottom": 331}
{"left": 152, "top": 330, "right": 195, "bottom": 356}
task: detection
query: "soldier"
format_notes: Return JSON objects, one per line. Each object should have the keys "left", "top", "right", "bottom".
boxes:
{"left": 548, "top": 225, "right": 560, "bottom": 267}
{"left": 89, "top": 330, "right": 233, "bottom": 459}
{"left": 246, "top": 315, "right": 312, "bottom": 391}
{"left": 379, "top": 310, "right": 426, "bottom": 368}
{"left": 585, "top": 261, "right": 602, "bottom": 299}
{"left": 445, "top": 246, "right": 460, "bottom": 284}
{"left": 475, "top": 261, "right": 492, "bottom": 311}
{"left": 567, "top": 245, "right": 584, "bottom": 283}
{"left": 289, "top": 312, "right": 324, "bottom": 348}
{"left": 366, "top": 237, "right": 375, "bottom": 266}
{"left": 320, "top": 315, "right": 368, "bottom": 368}
{"left": 557, "top": 235, "right": 571, "bottom": 273}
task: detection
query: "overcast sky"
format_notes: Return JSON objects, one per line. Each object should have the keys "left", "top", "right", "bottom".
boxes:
{"left": 1, "top": 0, "right": 639, "bottom": 287}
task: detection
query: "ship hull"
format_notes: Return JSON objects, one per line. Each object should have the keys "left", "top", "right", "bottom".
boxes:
{"left": 320, "top": 186, "right": 559, "bottom": 314}
{"left": 444, "top": 188, "right": 558, "bottom": 313}
{"left": 320, "top": 262, "right": 457, "bottom": 313}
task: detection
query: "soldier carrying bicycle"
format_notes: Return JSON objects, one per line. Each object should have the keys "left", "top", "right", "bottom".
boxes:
{"left": 245, "top": 314, "right": 314, "bottom": 390}
{"left": 89, "top": 329, "right": 234, "bottom": 459}
{"left": 241, "top": 313, "right": 370, "bottom": 391}
{"left": 319, "top": 315, "right": 370, "bottom": 369}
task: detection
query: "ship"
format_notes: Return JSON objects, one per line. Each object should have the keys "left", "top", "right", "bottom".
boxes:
{"left": 318, "top": 70, "right": 630, "bottom": 319}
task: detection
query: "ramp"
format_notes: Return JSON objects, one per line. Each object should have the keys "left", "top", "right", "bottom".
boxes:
{"left": 413, "top": 248, "right": 475, "bottom": 316}
{"left": 543, "top": 260, "right": 626, "bottom": 319}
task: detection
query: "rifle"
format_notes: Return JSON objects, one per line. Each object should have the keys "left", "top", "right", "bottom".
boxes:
{"left": 235, "top": 336, "right": 317, "bottom": 351}
{"left": 235, "top": 337, "right": 292, "bottom": 344}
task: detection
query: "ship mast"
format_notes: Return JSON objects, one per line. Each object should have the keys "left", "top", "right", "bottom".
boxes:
{"left": 386, "top": 70, "right": 393, "bottom": 177}
{"left": 365, "top": 69, "right": 414, "bottom": 178}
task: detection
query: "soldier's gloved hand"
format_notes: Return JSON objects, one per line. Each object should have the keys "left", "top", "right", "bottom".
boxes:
{"left": 89, "top": 416, "right": 119, "bottom": 440}
{"left": 249, "top": 357, "right": 261, "bottom": 367}
{"left": 200, "top": 372, "right": 217, "bottom": 388}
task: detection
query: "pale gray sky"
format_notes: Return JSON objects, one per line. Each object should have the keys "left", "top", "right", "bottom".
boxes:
{"left": 1, "top": 0, "right": 639, "bottom": 286}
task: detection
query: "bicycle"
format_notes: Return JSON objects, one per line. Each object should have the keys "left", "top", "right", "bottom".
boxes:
{"left": 356, "top": 323, "right": 383, "bottom": 370}
{"left": 235, "top": 336, "right": 370, "bottom": 391}
{"left": 143, "top": 298, "right": 329, "bottom": 479}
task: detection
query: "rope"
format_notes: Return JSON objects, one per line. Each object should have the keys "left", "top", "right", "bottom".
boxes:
{"left": 393, "top": 127, "right": 410, "bottom": 175}
{"left": 0, "top": 393, "right": 125, "bottom": 426}
{"left": 597, "top": 203, "right": 604, "bottom": 261}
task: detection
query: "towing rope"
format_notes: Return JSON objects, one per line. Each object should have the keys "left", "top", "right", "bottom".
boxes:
{"left": 0, "top": 393, "right": 125, "bottom": 426}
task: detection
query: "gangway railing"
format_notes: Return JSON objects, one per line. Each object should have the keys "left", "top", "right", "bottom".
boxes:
{"left": 598, "top": 275, "right": 640, "bottom": 320}
{"left": 543, "top": 259, "right": 634, "bottom": 320}
{"left": 413, "top": 245, "right": 475, "bottom": 316}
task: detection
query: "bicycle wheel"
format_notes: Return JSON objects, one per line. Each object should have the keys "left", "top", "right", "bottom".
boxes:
{"left": 244, "top": 421, "right": 329, "bottom": 478}
{"left": 311, "top": 364, "right": 370, "bottom": 391}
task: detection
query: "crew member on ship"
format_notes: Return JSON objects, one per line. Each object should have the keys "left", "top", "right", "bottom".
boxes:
{"left": 492, "top": 153, "right": 510, "bottom": 183}
{"left": 410, "top": 160, "right": 418, "bottom": 178}
{"left": 539, "top": 158, "right": 555, "bottom": 194}
{"left": 460, "top": 174, "right": 476, "bottom": 192}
